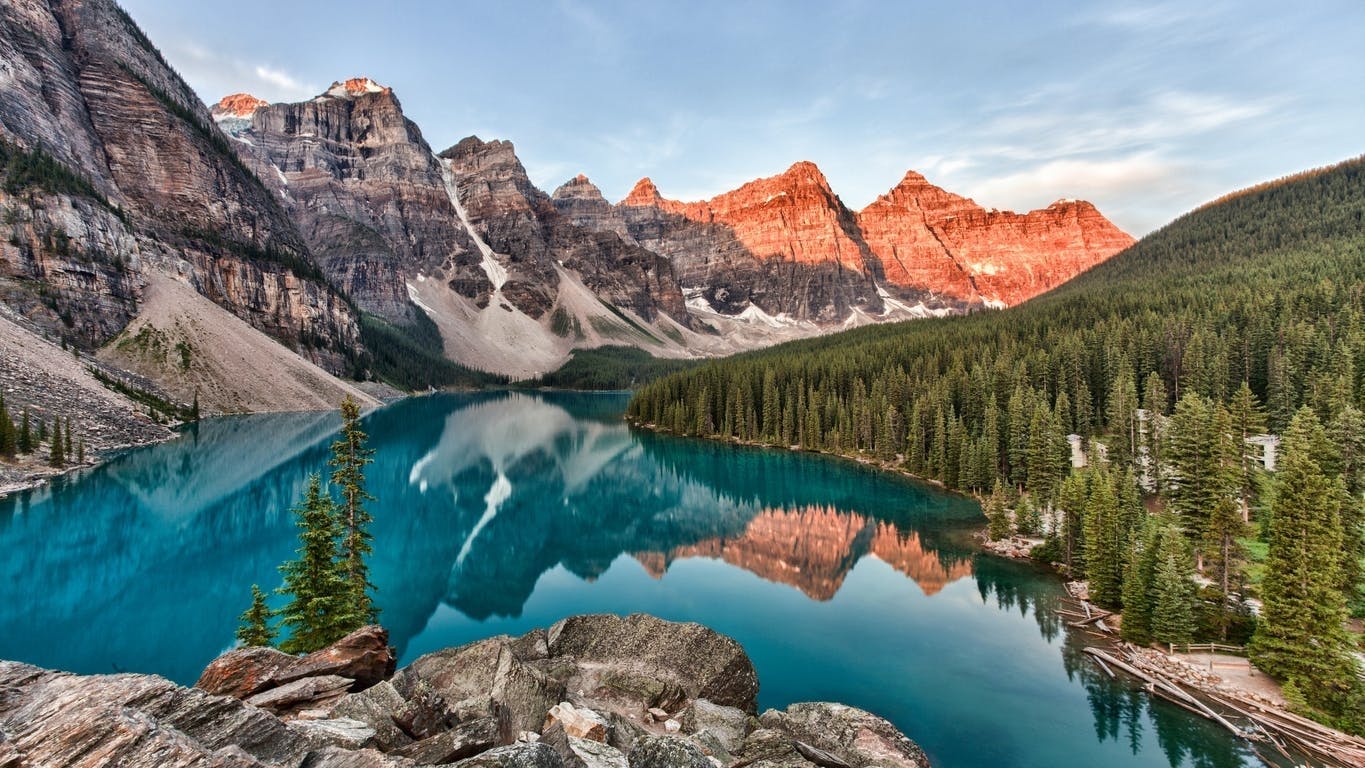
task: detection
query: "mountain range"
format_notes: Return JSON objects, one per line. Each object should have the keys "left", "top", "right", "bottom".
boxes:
{"left": 0, "top": 0, "right": 1132, "bottom": 424}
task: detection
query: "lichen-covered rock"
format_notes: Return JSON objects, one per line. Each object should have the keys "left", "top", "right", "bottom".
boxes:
{"left": 0, "top": 661, "right": 305, "bottom": 767}
{"left": 493, "top": 647, "right": 567, "bottom": 741}
{"left": 678, "top": 699, "right": 751, "bottom": 755}
{"left": 330, "top": 681, "right": 415, "bottom": 751}
{"left": 449, "top": 742, "right": 565, "bottom": 768}
{"left": 288, "top": 718, "right": 378, "bottom": 751}
{"left": 757, "top": 703, "right": 930, "bottom": 768}
{"left": 393, "top": 717, "right": 499, "bottom": 764}
{"left": 547, "top": 614, "right": 759, "bottom": 713}
{"left": 626, "top": 735, "right": 711, "bottom": 768}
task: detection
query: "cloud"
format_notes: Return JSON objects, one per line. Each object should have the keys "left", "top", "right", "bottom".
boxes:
{"left": 979, "top": 90, "right": 1281, "bottom": 161}
{"left": 967, "top": 152, "right": 1177, "bottom": 207}
{"left": 253, "top": 66, "right": 313, "bottom": 98}
{"left": 158, "top": 40, "right": 318, "bottom": 102}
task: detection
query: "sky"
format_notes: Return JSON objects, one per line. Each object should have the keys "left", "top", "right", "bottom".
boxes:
{"left": 120, "top": 0, "right": 1364, "bottom": 235}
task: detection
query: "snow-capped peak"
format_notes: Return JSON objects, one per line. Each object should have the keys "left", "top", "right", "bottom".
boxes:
{"left": 324, "top": 77, "right": 390, "bottom": 99}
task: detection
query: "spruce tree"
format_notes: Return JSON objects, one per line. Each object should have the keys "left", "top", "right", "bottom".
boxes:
{"left": 63, "top": 417, "right": 73, "bottom": 460}
{"left": 18, "top": 410, "right": 32, "bottom": 454}
{"left": 1226, "top": 381, "right": 1267, "bottom": 522}
{"left": 236, "top": 584, "right": 276, "bottom": 647}
{"left": 0, "top": 396, "right": 14, "bottom": 459}
{"left": 1249, "top": 407, "right": 1357, "bottom": 714}
{"left": 1082, "top": 468, "right": 1124, "bottom": 609}
{"left": 1151, "top": 527, "right": 1197, "bottom": 646}
{"left": 1203, "top": 496, "right": 1247, "bottom": 639}
{"left": 330, "top": 396, "right": 378, "bottom": 624}
{"left": 48, "top": 418, "right": 64, "bottom": 468}
{"left": 278, "top": 475, "right": 353, "bottom": 653}
{"left": 985, "top": 479, "right": 1012, "bottom": 540}
{"left": 76, "top": 439, "right": 85, "bottom": 465}
{"left": 1121, "top": 520, "right": 1161, "bottom": 645}
{"left": 1015, "top": 494, "right": 1042, "bottom": 537}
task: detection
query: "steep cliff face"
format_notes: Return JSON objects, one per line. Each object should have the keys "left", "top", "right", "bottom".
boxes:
{"left": 0, "top": 0, "right": 359, "bottom": 373}
{"left": 858, "top": 170, "right": 1135, "bottom": 306}
{"left": 219, "top": 82, "right": 489, "bottom": 322}
{"left": 616, "top": 164, "right": 887, "bottom": 323}
{"left": 441, "top": 137, "right": 688, "bottom": 324}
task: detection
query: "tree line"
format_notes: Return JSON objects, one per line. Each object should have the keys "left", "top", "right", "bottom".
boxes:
{"left": 628, "top": 157, "right": 1365, "bottom": 731}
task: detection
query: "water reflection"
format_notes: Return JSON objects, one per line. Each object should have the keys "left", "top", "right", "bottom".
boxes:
{"left": 0, "top": 391, "right": 1266, "bottom": 768}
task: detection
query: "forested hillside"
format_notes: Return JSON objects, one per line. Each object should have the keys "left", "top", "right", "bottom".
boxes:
{"left": 629, "top": 156, "right": 1365, "bottom": 730}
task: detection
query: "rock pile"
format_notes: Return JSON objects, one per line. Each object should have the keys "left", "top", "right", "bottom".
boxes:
{"left": 0, "top": 614, "right": 930, "bottom": 768}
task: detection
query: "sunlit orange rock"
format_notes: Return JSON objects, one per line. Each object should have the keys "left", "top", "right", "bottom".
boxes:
{"left": 857, "top": 170, "right": 1134, "bottom": 306}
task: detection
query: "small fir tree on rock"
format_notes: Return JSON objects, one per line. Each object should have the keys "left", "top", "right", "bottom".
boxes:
{"left": 330, "top": 395, "right": 378, "bottom": 623}
{"left": 277, "top": 475, "right": 355, "bottom": 654}
{"left": 236, "top": 584, "right": 276, "bottom": 647}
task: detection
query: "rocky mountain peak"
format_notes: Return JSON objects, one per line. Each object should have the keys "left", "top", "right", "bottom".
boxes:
{"left": 210, "top": 93, "right": 268, "bottom": 120}
{"left": 323, "top": 77, "right": 390, "bottom": 99}
{"left": 622, "top": 177, "right": 664, "bottom": 206}
{"left": 552, "top": 173, "right": 607, "bottom": 204}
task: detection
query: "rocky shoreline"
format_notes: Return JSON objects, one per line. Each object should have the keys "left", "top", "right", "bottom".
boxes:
{"left": 0, "top": 614, "right": 929, "bottom": 768}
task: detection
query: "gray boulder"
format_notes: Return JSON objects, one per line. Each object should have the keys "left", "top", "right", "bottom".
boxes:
{"left": 547, "top": 614, "right": 759, "bottom": 713}
{"left": 393, "top": 717, "right": 499, "bottom": 765}
{"left": 288, "top": 718, "right": 377, "bottom": 750}
{"left": 330, "top": 680, "right": 414, "bottom": 751}
{"left": 678, "top": 699, "right": 750, "bottom": 755}
{"left": 757, "top": 703, "right": 929, "bottom": 768}
{"left": 626, "top": 736, "right": 711, "bottom": 768}
{"left": 449, "top": 741, "right": 564, "bottom": 768}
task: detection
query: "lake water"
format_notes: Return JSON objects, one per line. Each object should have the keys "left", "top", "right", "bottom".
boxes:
{"left": 0, "top": 391, "right": 1266, "bottom": 768}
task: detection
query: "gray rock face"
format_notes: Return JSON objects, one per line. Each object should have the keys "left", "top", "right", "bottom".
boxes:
{"left": 441, "top": 139, "right": 688, "bottom": 325}
{"left": 225, "top": 84, "right": 486, "bottom": 322}
{"left": 0, "top": 0, "right": 360, "bottom": 370}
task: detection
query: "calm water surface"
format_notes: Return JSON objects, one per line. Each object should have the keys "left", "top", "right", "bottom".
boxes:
{"left": 0, "top": 392, "right": 1265, "bottom": 768}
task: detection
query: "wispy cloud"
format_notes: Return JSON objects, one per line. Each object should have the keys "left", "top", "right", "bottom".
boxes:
{"left": 161, "top": 40, "right": 318, "bottom": 102}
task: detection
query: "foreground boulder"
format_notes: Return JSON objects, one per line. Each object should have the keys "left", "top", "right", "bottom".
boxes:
{"left": 197, "top": 625, "right": 397, "bottom": 702}
{"left": 0, "top": 615, "right": 928, "bottom": 767}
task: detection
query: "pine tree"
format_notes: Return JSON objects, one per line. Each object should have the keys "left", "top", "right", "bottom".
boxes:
{"left": 1249, "top": 407, "right": 1357, "bottom": 715}
{"left": 37, "top": 418, "right": 47, "bottom": 444}
{"left": 236, "top": 584, "right": 276, "bottom": 647}
{"left": 1203, "top": 496, "right": 1247, "bottom": 639}
{"left": 1120, "top": 520, "right": 1161, "bottom": 645}
{"left": 48, "top": 418, "right": 64, "bottom": 468}
{"left": 278, "top": 475, "right": 354, "bottom": 654}
{"left": 330, "top": 396, "right": 378, "bottom": 624}
{"left": 1151, "top": 527, "right": 1197, "bottom": 646}
{"left": 1015, "top": 494, "right": 1042, "bottom": 537}
{"left": 1082, "top": 468, "right": 1124, "bottom": 609}
{"left": 76, "top": 439, "right": 85, "bottom": 465}
{"left": 0, "top": 396, "right": 14, "bottom": 459}
{"left": 1226, "top": 381, "right": 1267, "bottom": 522}
{"left": 18, "top": 410, "right": 32, "bottom": 454}
{"left": 985, "top": 480, "right": 1012, "bottom": 540}
{"left": 63, "top": 417, "right": 73, "bottom": 459}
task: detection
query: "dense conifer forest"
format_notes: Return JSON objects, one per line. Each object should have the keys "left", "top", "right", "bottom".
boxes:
{"left": 629, "top": 157, "right": 1365, "bottom": 730}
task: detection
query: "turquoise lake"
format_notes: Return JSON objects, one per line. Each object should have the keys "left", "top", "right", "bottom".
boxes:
{"left": 0, "top": 391, "right": 1266, "bottom": 768}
